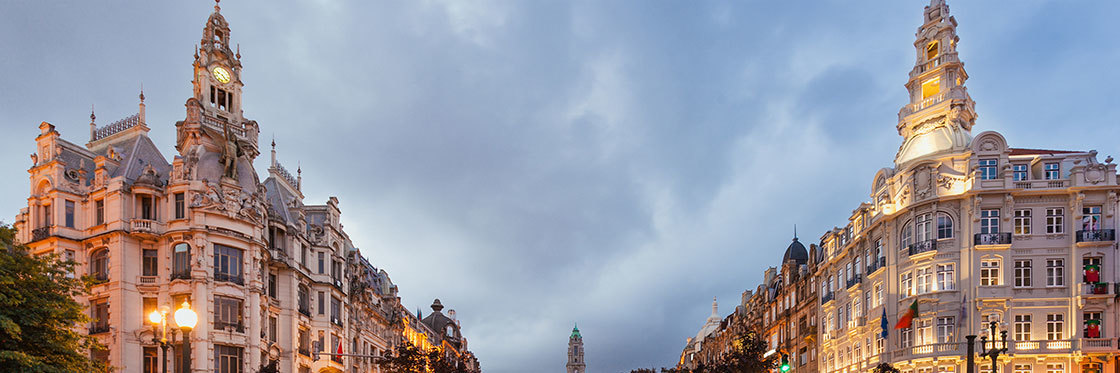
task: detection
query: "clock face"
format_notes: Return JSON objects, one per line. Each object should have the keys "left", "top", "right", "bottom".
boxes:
{"left": 212, "top": 66, "right": 231, "bottom": 84}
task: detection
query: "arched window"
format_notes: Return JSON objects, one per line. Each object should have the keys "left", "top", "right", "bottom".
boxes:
{"left": 90, "top": 248, "right": 109, "bottom": 281}
{"left": 900, "top": 220, "right": 914, "bottom": 248}
{"left": 446, "top": 324, "right": 454, "bottom": 337}
{"left": 937, "top": 212, "right": 953, "bottom": 239}
{"left": 172, "top": 243, "right": 191, "bottom": 279}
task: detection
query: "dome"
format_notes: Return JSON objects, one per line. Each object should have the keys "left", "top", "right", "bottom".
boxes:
{"left": 782, "top": 237, "right": 808, "bottom": 264}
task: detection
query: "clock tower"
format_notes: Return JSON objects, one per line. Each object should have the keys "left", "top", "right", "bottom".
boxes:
{"left": 567, "top": 324, "right": 585, "bottom": 373}
{"left": 175, "top": 0, "right": 260, "bottom": 185}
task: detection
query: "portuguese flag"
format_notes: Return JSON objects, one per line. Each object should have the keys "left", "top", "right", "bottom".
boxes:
{"left": 894, "top": 300, "right": 919, "bottom": 329}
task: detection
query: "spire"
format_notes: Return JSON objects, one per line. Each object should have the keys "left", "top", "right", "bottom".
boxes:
{"left": 571, "top": 323, "right": 581, "bottom": 339}
{"left": 296, "top": 163, "right": 302, "bottom": 191}
{"left": 893, "top": 0, "right": 975, "bottom": 167}
{"left": 89, "top": 104, "right": 96, "bottom": 141}
{"left": 214, "top": 0, "right": 221, "bottom": 13}
{"left": 711, "top": 296, "right": 718, "bottom": 317}
{"left": 270, "top": 135, "right": 276, "bottom": 167}
{"left": 138, "top": 84, "right": 146, "bottom": 125}
{"left": 793, "top": 224, "right": 798, "bottom": 240}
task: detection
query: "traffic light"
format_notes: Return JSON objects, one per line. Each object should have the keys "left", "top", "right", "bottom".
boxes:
{"left": 779, "top": 353, "right": 790, "bottom": 372}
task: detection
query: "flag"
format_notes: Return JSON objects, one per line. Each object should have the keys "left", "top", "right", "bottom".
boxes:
{"left": 880, "top": 308, "right": 889, "bottom": 339}
{"left": 958, "top": 296, "right": 967, "bottom": 328}
{"left": 894, "top": 300, "right": 918, "bottom": 329}
{"left": 337, "top": 339, "right": 344, "bottom": 357}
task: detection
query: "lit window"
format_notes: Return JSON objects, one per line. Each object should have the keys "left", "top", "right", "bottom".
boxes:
{"left": 921, "top": 77, "right": 941, "bottom": 99}
{"left": 1014, "top": 209, "right": 1032, "bottom": 235}
{"left": 1013, "top": 315, "right": 1031, "bottom": 341}
{"left": 926, "top": 41, "right": 940, "bottom": 60}
{"left": 980, "top": 259, "right": 1000, "bottom": 286}
{"left": 979, "top": 159, "right": 998, "bottom": 180}
{"left": 916, "top": 267, "right": 932, "bottom": 294}
{"left": 936, "top": 316, "right": 955, "bottom": 343}
{"left": 936, "top": 264, "right": 955, "bottom": 291}
{"left": 901, "top": 272, "right": 913, "bottom": 297}
{"left": 1046, "top": 314, "right": 1064, "bottom": 340}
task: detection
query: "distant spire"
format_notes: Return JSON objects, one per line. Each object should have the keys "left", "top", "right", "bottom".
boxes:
{"left": 194, "top": 45, "right": 199, "bottom": 60}
{"left": 89, "top": 104, "right": 96, "bottom": 141}
{"left": 711, "top": 296, "right": 718, "bottom": 317}
{"left": 236, "top": 43, "right": 241, "bottom": 59}
{"left": 793, "top": 224, "right": 798, "bottom": 240}
{"left": 270, "top": 135, "right": 277, "bottom": 167}
{"left": 297, "top": 162, "right": 302, "bottom": 191}
{"left": 138, "top": 84, "right": 146, "bottom": 125}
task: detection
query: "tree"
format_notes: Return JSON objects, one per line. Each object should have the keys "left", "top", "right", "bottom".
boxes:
{"left": 710, "top": 332, "right": 775, "bottom": 373}
{"left": 0, "top": 225, "right": 109, "bottom": 372}
{"left": 874, "top": 362, "right": 901, "bottom": 373}
{"left": 377, "top": 341, "right": 428, "bottom": 373}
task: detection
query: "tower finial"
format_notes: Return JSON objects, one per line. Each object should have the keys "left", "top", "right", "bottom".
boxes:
{"left": 214, "top": 0, "right": 221, "bottom": 12}
{"left": 793, "top": 224, "right": 798, "bottom": 240}
{"left": 139, "top": 83, "right": 145, "bottom": 102}
{"left": 270, "top": 135, "right": 277, "bottom": 167}
{"left": 236, "top": 43, "right": 241, "bottom": 59}
{"left": 89, "top": 104, "right": 96, "bottom": 141}
{"left": 138, "top": 84, "right": 146, "bottom": 125}
{"left": 297, "top": 162, "right": 303, "bottom": 191}
{"left": 711, "top": 296, "right": 718, "bottom": 316}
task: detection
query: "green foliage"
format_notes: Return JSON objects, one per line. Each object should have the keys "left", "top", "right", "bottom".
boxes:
{"left": 874, "top": 362, "right": 901, "bottom": 373}
{"left": 0, "top": 225, "right": 109, "bottom": 372}
{"left": 685, "top": 332, "right": 775, "bottom": 373}
{"left": 377, "top": 341, "right": 478, "bottom": 373}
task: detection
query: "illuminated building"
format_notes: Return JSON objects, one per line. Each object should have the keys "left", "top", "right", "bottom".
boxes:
{"left": 11, "top": 3, "right": 478, "bottom": 372}
{"left": 814, "top": 1, "right": 1120, "bottom": 372}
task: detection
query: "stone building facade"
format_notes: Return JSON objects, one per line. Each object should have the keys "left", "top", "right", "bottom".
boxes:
{"left": 12, "top": 4, "right": 478, "bottom": 373}
{"left": 680, "top": 1, "right": 1119, "bottom": 372}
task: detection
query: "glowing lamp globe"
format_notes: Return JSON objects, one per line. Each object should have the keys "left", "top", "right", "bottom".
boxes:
{"left": 174, "top": 301, "right": 198, "bottom": 330}
{"left": 148, "top": 310, "right": 163, "bottom": 324}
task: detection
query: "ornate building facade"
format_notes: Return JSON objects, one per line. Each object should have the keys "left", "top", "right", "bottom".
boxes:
{"left": 12, "top": 3, "right": 479, "bottom": 373}
{"left": 680, "top": 1, "right": 1118, "bottom": 372}
{"left": 567, "top": 325, "right": 585, "bottom": 373}
{"left": 816, "top": 1, "right": 1119, "bottom": 372}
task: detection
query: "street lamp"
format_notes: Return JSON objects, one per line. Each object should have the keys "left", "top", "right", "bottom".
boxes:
{"left": 173, "top": 301, "right": 198, "bottom": 373}
{"left": 978, "top": 321, "right": 1009, "bottom": 373}
{"left": 148, "top": 306, "right": 173, "bottom": 373}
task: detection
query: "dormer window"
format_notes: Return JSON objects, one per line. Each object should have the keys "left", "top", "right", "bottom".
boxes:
{"left": 926, "top": 41, "right": 940, "bottom": 61}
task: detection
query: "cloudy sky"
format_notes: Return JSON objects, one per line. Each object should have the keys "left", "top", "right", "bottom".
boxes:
{"left": 1, "top": 0, "right": 1118, "bottom": 372}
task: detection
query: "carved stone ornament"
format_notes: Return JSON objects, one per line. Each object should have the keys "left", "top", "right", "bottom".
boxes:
{"left": 979, "top": 139, "right": 999, "bottom": 152}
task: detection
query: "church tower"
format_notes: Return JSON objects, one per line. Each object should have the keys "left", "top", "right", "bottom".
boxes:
{"left": 567, "top": 324, "right": 585, "bottom": 373}
{"left": 893, "top": 0, "right": 976, "bottom": 167}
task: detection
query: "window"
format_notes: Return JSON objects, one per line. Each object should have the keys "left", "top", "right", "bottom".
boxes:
{"left": 172, "top": 243, "right": 190, "bottom": 279}
{"left": 1013, "top": 209, "right": 1031, "bottom": 235}
{"left": 174, "top": 192, "right": 185, "bottom": 219}
{"left": 980, "top": 209, "right": 1000, "bottom": 234}
{"left": 1046, "top": 314, "right": 1064, "bottom": 340}
{"left": 268, "top": 273, "right": 277, "bottom": 298}
{"left": 143, "top": 347, "right": 158, "bottom": 373}
{"left": 95, "top": 200, "right": 105, "bottom": 225}
{"left": 1013, "top": 365, "right": 1031, "bottom": 373}
{"left": 1046, "top": 364, "right": 1064, "bottom": 373}
{"left": 330, "top": 297, "right": 341, "bottom": 324}
{"left": 139, "top": 195, "right": 154, "bottom": 220}
{"left": 64, "top": 200, "right": 75, "bottom": 228}
{"left": 917, "top": 319, "right": 933, "bottom": 345}
{"left": 900, "top": 222, "right": 914, "bottom": 248}
{"left": 980, "top": 259, "right": 1000, "bottom": 286}
{"left": 915, "top": 214, "right": 934, "bottom": 242}
{"left": 853, "top": 294, "right": 862, "bottom": 318}
{"left": 41, "top": 203, "right": 51, "bottom": 228}
{"left": 901, "top": 272, "right": 913, "bottom": 297}
{"left": 1013, "top": 260, "right": 1032, "bottom": 287}
{"left": 330, "top": 334, "right": 342, "bottom": 363}
{"left": 269, "top": 315, "right": 278, "bottom": 342}
{"left": 874, "top": 282, "right": 883, "bottom": 307}
{"left": 446, "top": 324, "right": 455, "bottom": 337}
{"left": 864, "top": 290, "right": 872, "bottom": 313}
{"left": 90, "top": 299, "right": 109, "bottom": 333}
{"left": 1084, "top": 256, "right": 1103, "bottom": 283}
{"left": 937, "top": 316, "right": 955, "bottom": 343}
{"left": 142, "top": 249, "right": 158, "bottom": 277}
{"left": 936, "top": 264, "right": 955, "bottom": 291}
{"left": 214, "top": 345, "right": 243, "bottom": 373}
{"left": 921, "top": 77, "right": 940, "bottom": 99}
{"left": 213, "top": 244, "right": 243, "bottom": 284}
{"left": 876, "top": 336, "right": 885, "bottom": 354}
{"left": 214, "top": 296, "right": 243, "bottom": 331}
{"left": 1046, "top": 259, "right": 1064, "bottom": 286}
{"left": 1014, "top": 314, "right": 1032, "bottom": 341}
{"left": 318, "top": 252, "right": 325, "bottom": 274}
{"left": 1082, "top": 206, "right": 1102, "bottom": 231}
{"left": 1045, "top": 208, "right": 1064, "bottom": 234}
{"left": 1084, "top": 312, "right": 1102, "bottom": 338}
{"left": 901, "top": 327, "right": 913, "bottom": 348}
{"left": 90, "top": 248, "right": 109, "bottom": 281}
{"left": 916, "top": 267, "right": 932, "bottom": 294}
{"left": 1012, "top": 164, "right": 1028, "bottom": 181}
{"left": 979, "top": 159, "right": 998, "bottom": 180}
{"left": 318, "top": 291, "right": 325, "bottom": 315}
{"left": 297, "top": 285, "right": 310, "bottom": 314}
{"left": 926, "top": 41, "right": 940, "bottom": 60}
{"left": 936, "top": 213, "right": 953, "bottom": 239}
{"left": 143, "top": 297, "right": 157, "bottom": 325}
{"left": 1044, "top": 162, "right": 1060, "bottom": 180}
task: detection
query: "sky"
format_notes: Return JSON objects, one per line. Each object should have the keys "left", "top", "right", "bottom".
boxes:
{"left": 1, "top": 1, "right": 1118, "bottom": 372}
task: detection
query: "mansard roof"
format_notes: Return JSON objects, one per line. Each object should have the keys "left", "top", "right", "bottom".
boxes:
{"left": 263, "top": 177, "right": 298, "bottom": 226}
{"left": 105, "top": 134, "right": 171, "bottom": 185}
{"left": 1008, "top": 148, "right": 1081, "bottom": 156}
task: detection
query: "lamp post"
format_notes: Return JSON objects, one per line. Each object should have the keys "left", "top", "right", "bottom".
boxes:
{"left": 977, "top": 321, "right": 1009, "bottom": 373}
{"left": 173, "top": 301, "right": 198, "bottom": 373}
{"left": 148, "top": 306, "right": 173, "bottom": 373}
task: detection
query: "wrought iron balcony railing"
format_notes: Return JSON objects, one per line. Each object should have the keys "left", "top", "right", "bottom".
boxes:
{"left": 866, "top": 257, "right": 886, "bottom": 274}
{"left": 974, "top": 232, "right": 1012, "bottom": 245}
{"left": 907, "top": 239, "right": 937, "bottom": 256}
{"left": 214, "top": 272, "right": 244, "bottom": 285}
{"left": 1076, "top": 229, "right": 1115, "bottom": 243}
{"left": 89, "top": 324, "right": 110, "bottom": 334}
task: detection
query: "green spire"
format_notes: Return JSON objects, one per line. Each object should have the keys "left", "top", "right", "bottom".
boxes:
{"left": 571, "top": 323, "right": 581, "bottom": 338}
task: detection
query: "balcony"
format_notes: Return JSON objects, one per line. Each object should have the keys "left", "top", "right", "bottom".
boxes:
{"left": 333, "top": 279, "right": 343, "bottom": 289}
{"left": 214, "top": 272, "right": 244, "bottom": 285}
{"left": 215, "top": 321, "right": 245, "bottom": 333}
{"left": 974, "top": 232, "right": 1011, "bottom": 246}
{"left": 1080, "top": 282, "right": 1112, "bottom": 296}
{"left": 299, "top": 307, "right": 311, "bottom": 317}
{"left": 907, "top": 239, "right": 937, "bottom": 256}
{"left": 1076, "top": 229, "right": 1115, "bottom": 243}
{"left": 31, "top": 226, "right": 50, "bottom": 242}
{"left": 89, "top": 324, "right": 110, "bottom": 334}
{"left": 1013, "top": 179, "right": 1069, "bottom": 189}
{"left": 139, "top": 276, "right": 158, "bottom": 285}
{"left": 866, "top": 257, "right": 886, "bottom": 275}
{"left": 171, "top": 270, "right": 191, "bottom": 281}
{"left": 820, "top": 292, "right": 835, "bottom": 304}
{"left": 130, "top": 219, "right": 162, "bottom": 235}
{"left": 846, "top": 274, "right": 862, "bottom": 289}
{"left": 298, "top": 347, "right": 311, "bottom": 357}
{"left": 1011, "top": 339, "right": 1074, "bottom": 353}
{"left": 331, "top": 317, "right": 343, "bottom": 326}
{"left": 1082, "top": 338, "right": 1114, "bottom": 351}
